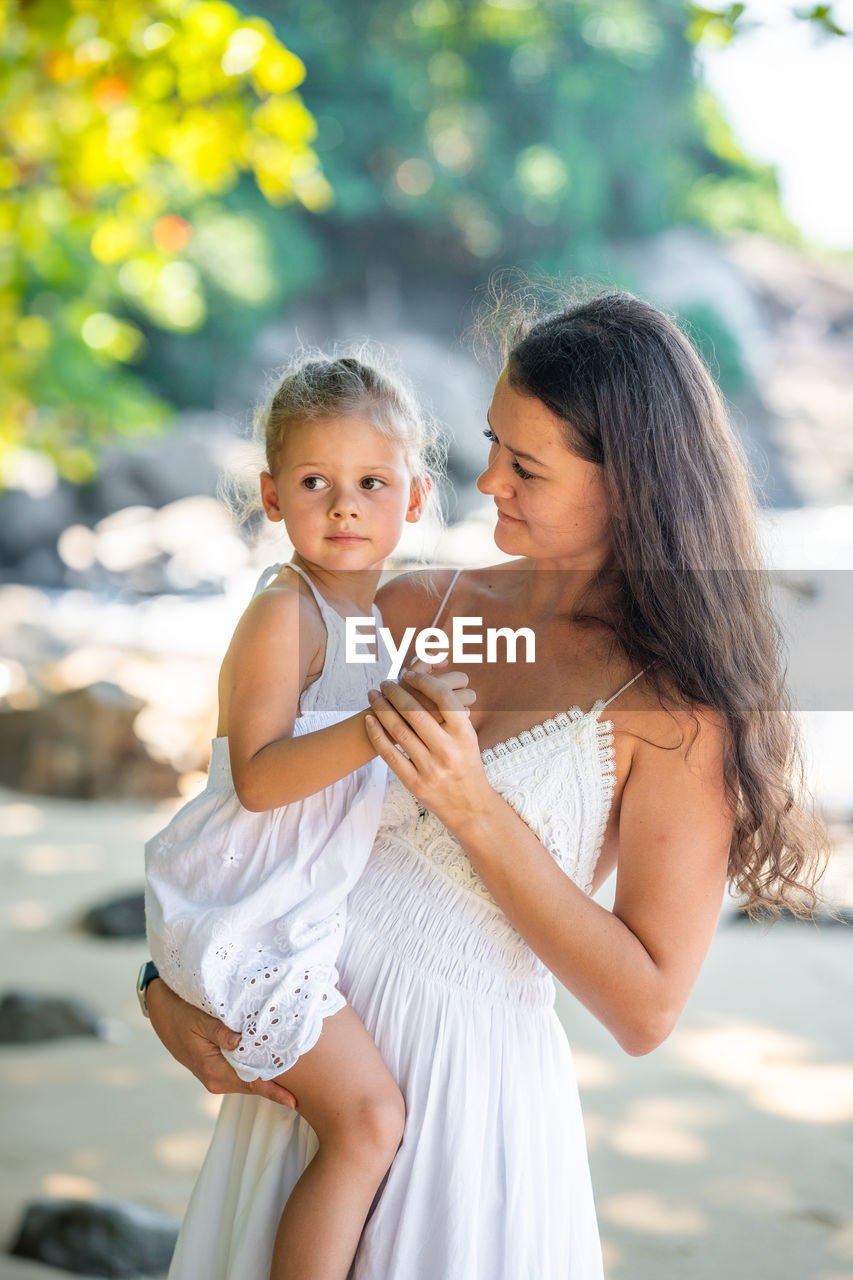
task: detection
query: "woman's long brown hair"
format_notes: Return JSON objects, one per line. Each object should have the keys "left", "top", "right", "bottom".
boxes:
{"left": 500, "top": 288, "right": 826, "bottom": 916}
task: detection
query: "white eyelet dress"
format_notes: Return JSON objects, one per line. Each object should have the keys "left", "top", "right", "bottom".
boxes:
{"left": 166, "top": 571, "right": 643, "bottom": 1280}
{"left": 145, "top": 563, "right": 391, "bottom": 1082}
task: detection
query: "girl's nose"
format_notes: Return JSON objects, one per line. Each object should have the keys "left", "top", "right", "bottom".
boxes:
{"left": 329, "top": 489, "right": 360, "bottom": 518}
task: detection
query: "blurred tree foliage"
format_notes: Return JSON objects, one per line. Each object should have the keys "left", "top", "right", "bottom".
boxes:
{"left": 2, "top": 0, "right": 846, "bottom": 479}
{"left": 686, "top": 3, "right": 848, "bottom": 43}
{"left": 140, "top": 0, "right": 816, "bottom": 417}
{"left": 0, "top": 0, "right": 329, "bottom": 482}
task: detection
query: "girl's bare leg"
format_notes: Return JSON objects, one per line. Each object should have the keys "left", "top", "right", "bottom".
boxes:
{"left": 268, "top": 1004, "right": 405, "bottom": 1280}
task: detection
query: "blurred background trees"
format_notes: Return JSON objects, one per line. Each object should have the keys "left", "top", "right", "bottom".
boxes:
{"left": 1, "top": 0, "right": 329, "bottom": 482}
{"left": 1, "top": 0, "right": 848, "bottom": 484}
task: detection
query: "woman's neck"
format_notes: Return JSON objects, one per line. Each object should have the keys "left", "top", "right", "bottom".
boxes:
{"left": 505, "top": 557, "right": 616, "bottom": 622}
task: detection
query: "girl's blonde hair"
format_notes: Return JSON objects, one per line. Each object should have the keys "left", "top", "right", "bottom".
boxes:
{"left": 261, "top": 347, "right": 440, "bottom": 483}
{"left": 223, "top": 344, "right": 444, "bottom": 530}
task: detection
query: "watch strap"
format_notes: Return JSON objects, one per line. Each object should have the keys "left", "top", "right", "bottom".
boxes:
{"left": 136, "top": 960, "right": 160, "bottom": 1019}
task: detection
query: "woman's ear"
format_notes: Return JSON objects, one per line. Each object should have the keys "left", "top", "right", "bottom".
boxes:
{"left": 405, "top": 475, "right": 431, "bottom": 524}
{"left": 259, "top": 471, "right": 283, "bottom": 522}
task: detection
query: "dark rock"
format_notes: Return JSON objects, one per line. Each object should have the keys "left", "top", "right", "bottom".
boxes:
{"left": 82, "top": 891, "right": 146, "bottom": 939}
{"left": 85, "top": 413, "right": 235, "bottom": 518}
{"left": 0, "top": 484, "right": 78, "bottom": 567}
{"left": 0, "top": 993, "right": 104, "bottom": 1044}
{"left": 16, "top": 545, "right": 67, "bottom": 589}
{"left": 10, "top": 1198, "right": 179, "bottom": 1277}
{"left": 0, "top": 681, "right": 180, "bottom": 800}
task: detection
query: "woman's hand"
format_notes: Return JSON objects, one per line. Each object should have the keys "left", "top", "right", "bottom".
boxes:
{"left": 364, "top": 668, "right": 492, "bottom": 831}
{"left": 147, "top": 979, "right": 297, "bottom": 1108}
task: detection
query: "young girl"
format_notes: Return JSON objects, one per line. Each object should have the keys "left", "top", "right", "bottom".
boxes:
{"left": 144, "top": 354, "right": 471, "bottom": 1280}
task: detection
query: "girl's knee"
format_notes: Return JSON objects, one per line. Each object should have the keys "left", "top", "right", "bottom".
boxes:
{"left": 323, "top": 1079, "right": 405, "bottom": 1167}
{"left": 354, "top": 1080, "right": 405, "bottom": 1157}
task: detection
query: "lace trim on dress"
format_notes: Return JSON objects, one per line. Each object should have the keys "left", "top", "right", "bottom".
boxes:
{"left": 480, "top": 702, "right": 605, "bottom": 765}
{"left": 585, "top": 717, "right": 616, "bottom": 895}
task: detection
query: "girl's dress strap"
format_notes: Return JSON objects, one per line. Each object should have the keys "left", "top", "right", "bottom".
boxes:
{"left": 281, "top": 563, "right": 341, "bottom": 626}
{"left": 252, "top": 562, "right": 342, "bottom": 628}
{"left": 251, "top": 563, "right": 283, "bottom": 598}
{"left": 429, "top": 568, "right": 462, "bottom": 629}
{"left": 600, "top": 664, "right": 651, "bottom": 711}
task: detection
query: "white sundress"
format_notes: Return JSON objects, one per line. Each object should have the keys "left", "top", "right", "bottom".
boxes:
{"left": 145, "top": 563, "right": 391, "bottom": 1081}
{"left": 166, "top": 570, "right": 646, "bottom": 1280}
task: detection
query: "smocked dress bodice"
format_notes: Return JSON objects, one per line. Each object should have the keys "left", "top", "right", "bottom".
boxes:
{"left": 344, "top": 703, "right": 617, "bottom": 1018}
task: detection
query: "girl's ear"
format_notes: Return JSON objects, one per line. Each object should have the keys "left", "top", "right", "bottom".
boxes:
{"left": 259, "top": 471, "right": 283, "bottom": 522}
{"left": 405, "top": 475, "right": 431, "bottom": 524}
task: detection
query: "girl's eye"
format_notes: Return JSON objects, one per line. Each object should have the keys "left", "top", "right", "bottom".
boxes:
{"left": 302, "top": 475, "right": 328, "bottom": 490}
{"left": 360, "top": 477, "right": 386, "bottom": 490}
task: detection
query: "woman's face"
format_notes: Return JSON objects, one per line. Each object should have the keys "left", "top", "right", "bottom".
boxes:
{"left": 476, "top": 369, "right": 612, "bottom": 569}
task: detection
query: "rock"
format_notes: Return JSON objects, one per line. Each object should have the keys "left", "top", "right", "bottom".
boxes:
{"left": 85, "top": 412, "right": 237, "bottom": 518}
{"left": 0, "top": 993, "right": 104, "bottom": 1044}
{"left": 0, "top": 483, "right": 79, "bottom": 576}
{"left": 0, "top": 681, "right": 180, "bottom": 800}
{"left": 82, "top": 891, "right": 146, "bottom": 939}
{"left": 9, "top": 1198, "right": 180, "bottom": 1277}
{"left": 17, "top": 544, "right": 68, "bottom": 589}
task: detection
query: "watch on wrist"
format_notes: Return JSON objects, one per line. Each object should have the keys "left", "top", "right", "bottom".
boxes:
{"left": 136, "top": 960, "right": 160, "bottom": 1019}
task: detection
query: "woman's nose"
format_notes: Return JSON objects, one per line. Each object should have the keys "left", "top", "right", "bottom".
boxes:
{"left": 476, "top": 455, "right": 512, "bottom": 498}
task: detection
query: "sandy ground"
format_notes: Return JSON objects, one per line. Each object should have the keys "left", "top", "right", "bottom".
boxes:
{"left": 0, "top": 787, "right": 851, "bottom": 1280}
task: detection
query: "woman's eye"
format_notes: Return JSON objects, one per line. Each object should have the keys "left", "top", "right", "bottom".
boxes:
{"left": 360, "top": 476, "right": 386, "bottom": 490}
{"left": 302, "top": 475, "right": 328, "bottom": 490}
{"left": 484, "top": 426, "right": 535, "bottom": 479}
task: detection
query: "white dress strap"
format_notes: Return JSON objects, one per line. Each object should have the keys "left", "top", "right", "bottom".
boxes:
{"left": 428, "top": 568, "right": 462, "bottom": 629}
{"left": 279, "top": 562, "right": 348, "bottom": 630}
{"left": 250, "top": 562, "right": 284, "bottom": 599}
{"left": 599, "top": 664, "right": 650, "bottom": 711}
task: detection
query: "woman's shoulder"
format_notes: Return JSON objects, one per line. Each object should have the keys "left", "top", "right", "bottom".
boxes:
{"left": 615, "top": 671, "right": 731, "bottom": 768}
{"left": 377, "top": 569, "right": 456, "bottom": 634}
{"left": 377, "top": 561, "right": 525, "bottom": 629}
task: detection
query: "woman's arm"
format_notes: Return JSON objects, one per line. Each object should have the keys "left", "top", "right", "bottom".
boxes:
{"left": 146, "top": 978, "right": 298, "bottom": 1106}
{"left": 365, "top": 672, "right": 733, "bottom": 1056}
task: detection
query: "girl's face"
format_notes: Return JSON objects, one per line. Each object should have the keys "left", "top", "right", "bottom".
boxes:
{"left": 260, "top": 415, "right": 425, "bottom": 572}
{"left": 476, "top": 369, "right": 612, "bottom": 569}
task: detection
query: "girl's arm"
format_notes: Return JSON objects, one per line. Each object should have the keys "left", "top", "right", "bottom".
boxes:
{"left": 222, "top": 584, "right": 378, "bottom": 811}
{"left": 222, "top": 580, "right": 472, "bottom": 812}
{"left": 364, "top": 672, "right": 733, "bottom": 1057}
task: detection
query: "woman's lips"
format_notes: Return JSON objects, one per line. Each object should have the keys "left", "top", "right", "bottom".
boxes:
{"left": 496, "top": 507, "right": 523, "bottom": 524}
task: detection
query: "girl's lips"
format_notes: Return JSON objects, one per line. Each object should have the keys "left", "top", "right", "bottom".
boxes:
{"left": 327, "top": 534, "right": 368, "bottom": 543}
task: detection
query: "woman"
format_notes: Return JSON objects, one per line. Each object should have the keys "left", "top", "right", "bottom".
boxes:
{"left": 148, "top": 291, "right": 824, "bottom": 1279}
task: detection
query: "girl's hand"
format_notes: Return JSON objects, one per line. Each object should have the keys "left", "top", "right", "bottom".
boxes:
{"left": 147, "top": 979, "right": 297, "bottom": 1108}
{"left": 364, "top": 668, "right": 492, "bottom": 830}
{"left": 395, "top": 659, "right": 475, "bottom": 724}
